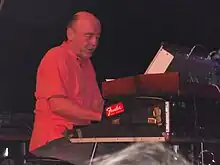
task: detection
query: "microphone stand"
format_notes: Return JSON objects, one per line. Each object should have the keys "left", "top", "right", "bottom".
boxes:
{"left": 187, "top": 73, "right": 213, "bottom": 165}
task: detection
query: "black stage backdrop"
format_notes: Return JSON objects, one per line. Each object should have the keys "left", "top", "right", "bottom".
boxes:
{"left": 0, "top": 0, "right": 220, "bottom": 113}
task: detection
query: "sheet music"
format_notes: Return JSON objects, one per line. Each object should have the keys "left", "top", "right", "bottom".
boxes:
{"left": 144, "top": 46, "right": 174, "bottom": 74}
{"left": 105, "top": 79, "right": 115, "bottom": 82}
{"left": 105, "top": 46, "right": 174, "bottom": 82}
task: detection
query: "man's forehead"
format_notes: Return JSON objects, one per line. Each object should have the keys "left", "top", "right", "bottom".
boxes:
{"left": 72, "top": 12, "right": 101, "bottom": 34}
{"left": 75, "top": 19, "right": 101, "bottom": 34}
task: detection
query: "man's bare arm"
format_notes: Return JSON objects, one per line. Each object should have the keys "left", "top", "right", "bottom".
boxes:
{"left": 49, "top": 97, "right": 102, "bottom": 122}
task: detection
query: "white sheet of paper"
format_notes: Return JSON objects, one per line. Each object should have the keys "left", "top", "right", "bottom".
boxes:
{"left": 144, "top": 46, "right": 174, "bottom": 74}
{"left": 105, "top": 79, "right": 115, "bottom": 82}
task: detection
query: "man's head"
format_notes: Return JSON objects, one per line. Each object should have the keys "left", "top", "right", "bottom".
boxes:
{"left": 66, "top": 11, "right": 101, "bottom": 59}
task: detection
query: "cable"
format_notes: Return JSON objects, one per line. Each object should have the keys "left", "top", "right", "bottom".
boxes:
{"left": 0, "top": 0, "right": 5, "bottom": 13}
{"left": 206, "top": 50, "right": 217, "bottom": 60}
{"left": 211, "top": 83, "right": 220, "bottom": 93}
{"left": 186, "top": 44, "right": 208, "bottom": 58}
{"left": 192, "top": 96, "right": 198, "bottom": 131}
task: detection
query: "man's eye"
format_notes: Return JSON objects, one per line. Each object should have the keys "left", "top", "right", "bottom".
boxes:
{"left": 85, "top": 34, "right": 92, "bottom": 39}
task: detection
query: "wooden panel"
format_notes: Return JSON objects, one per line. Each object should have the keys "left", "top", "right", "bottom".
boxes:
{"left": 102, "top": 72, "right": 180, "bottom": 98}
{"left": 137, "top": 72, "right": 180, "bottom": 95}
{"left": 69, "top": 137, "right": 166, "bottom": 143}
{"left": 102, "top": 76, "right": 137, "bottom": 97}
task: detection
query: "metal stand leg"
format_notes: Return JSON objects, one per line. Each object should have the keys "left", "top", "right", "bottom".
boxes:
{"left": 89, "top": 142, "right": 98, "bottom": 165}
{"left": 21, "top": 142, "right": 26, "bottom": 165}
{"left": 173, "top": 145, "right": 179, "bottom": 154}
{"left": 190, "top": 144, "right": 194, "bottom": 165}
{"left": 200, "top": 142, "right": 204, "bottom": 165}
{"left": 172, "top": 145, "right": 179, "bottom": 161}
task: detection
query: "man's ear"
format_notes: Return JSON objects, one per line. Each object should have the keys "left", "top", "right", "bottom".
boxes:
{"left": 67, "top": 28, "right": 75, "bottom": 41}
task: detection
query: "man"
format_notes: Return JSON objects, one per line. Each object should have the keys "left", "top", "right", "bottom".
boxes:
{"left": 29, "top": 11, "right": 104, "bottom": 154}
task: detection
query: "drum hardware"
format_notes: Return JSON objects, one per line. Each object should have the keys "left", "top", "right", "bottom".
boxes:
{"left": 198, "top": 149, "right": 215, "bottom": 165}
{"left": 170, "top": 144, "right": 196, "bottom": 164}
{"left": 169, "top": 143, "right": 216, "bottom": 165}
{"left": 171, "top": 145, "right": 180, "bottom": 161}
{"left": 190, "top": 144, "right": 195, "bottom": 165}
{"left": 190, "top": 97, "right": 217, "bottom": 165}
{"left": 167, "top": 95, "right": 219, "bottom": 165}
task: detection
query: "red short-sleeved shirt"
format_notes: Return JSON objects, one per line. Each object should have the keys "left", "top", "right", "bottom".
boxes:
{"left": 29, "top": 42, "right": 103, "bottom": 151}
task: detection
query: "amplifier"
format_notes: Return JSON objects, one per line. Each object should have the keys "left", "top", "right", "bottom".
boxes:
{"left": 103, "top": 96, "right": 220, "bottom": 141}
{"left": 66, "top": 95, "right": 220, "bottom": 143}
{"left": 66, "top": 97, "right": 170, "bottom": 140}
{"left": 103, "top": 96, "right": 170, "bottom": 138}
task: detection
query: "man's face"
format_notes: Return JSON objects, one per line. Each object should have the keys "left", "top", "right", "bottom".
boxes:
{"left": 68, "top": 19, "right": 101, "bottom": 59}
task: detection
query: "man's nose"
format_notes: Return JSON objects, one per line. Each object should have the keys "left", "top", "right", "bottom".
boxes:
{"left": 90, "top": 36, "right": 99, "bottom": 46}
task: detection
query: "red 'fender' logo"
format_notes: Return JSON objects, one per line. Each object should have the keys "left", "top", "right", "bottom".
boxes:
{"left": 105, "top": 102, "right": 125, "bottom": 117}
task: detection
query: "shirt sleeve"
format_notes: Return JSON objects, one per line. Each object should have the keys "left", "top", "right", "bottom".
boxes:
{"left": 89, "top": 62, "right": 104, "bottom": 113}
{"left": 92, "top": 84, "right": 104, "bottom": 113}
{"left": 35, "top": 48, "right": 68, "bottom": 99}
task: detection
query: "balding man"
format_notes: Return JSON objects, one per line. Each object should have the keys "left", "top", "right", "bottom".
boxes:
{"left": 29, "top": 11, "right": 104, "bottom": 157}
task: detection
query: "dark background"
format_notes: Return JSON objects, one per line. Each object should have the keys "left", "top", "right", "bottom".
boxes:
{"left": 0, "top": 0, "right": 220, "bottom": 113}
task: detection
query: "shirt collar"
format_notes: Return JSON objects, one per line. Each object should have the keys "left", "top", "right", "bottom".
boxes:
{"left": 61, "top": 41, "right": 89, "bottom": 67}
